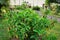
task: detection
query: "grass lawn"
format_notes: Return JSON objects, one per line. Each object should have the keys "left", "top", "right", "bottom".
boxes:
{"left": 48, "top": 22, "right": 60, "bottom": 40}
{"left": 53, "top": 23, "right": 60, "bottom": 40}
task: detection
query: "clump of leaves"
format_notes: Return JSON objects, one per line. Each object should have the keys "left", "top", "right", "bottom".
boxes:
{"left": 4, "top": 9, "right": 54, "bottom": 40}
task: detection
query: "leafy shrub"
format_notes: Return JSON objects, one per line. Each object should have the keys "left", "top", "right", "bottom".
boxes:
{"left": 44, "top": 9, "right": 51, "bottom": 15}
{"left": 56, "top": 5, "right": 60, "bottom": 15}
{"left": 15, "top": 2, "right": 28, "bottom": 10}
{"left": 40, "top": 7, "right": 51, "bottom": 17}
{"left": 4, "top": 9, "right": 54, "bottom": 40}
{"left": 50, "top": 3, "right": 60, "bottom": 15}
{"left": 45, "top": 0, "right": 50, "bottom": 5}
{"left": 32, "top": 6, "right": 40, "bottom": 11}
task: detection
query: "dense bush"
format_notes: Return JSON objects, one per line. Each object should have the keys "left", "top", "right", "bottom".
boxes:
{"left": 15, "top": 5, "right": 27, "bottom": 10}
{"left": 3, "top": 9, "right": 56, "bottom": 40}
{"left": 32, "top": 6, "right": 40, "bottom": 11}
{"left": 50, "top": 3, "right": 60, "bottom": 15}
{"left": 45, "top": 0, "right": 50, "bottom": 5}
{"left": 15, "top": 2, "right": 28, "bottom": 10}
{"left": 56, "top": 5, "right": 60, "bottom": 15}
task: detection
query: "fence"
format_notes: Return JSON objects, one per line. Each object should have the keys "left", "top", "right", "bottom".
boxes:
{"left": 10, "top": 0, "right": 45, "bottom": 7}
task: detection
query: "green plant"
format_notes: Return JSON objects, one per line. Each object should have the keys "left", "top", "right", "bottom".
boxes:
{"left": 45, "top": 0, "right": 50, "bottom": 5}
{"left": 56, "top": 5, "right": 60, "bottom": 15}
{"left": 50, "top": 3, "right": 60, "bottom": 15}
{"left": 32, "top": 6, "right": 40, "bottom": 11}
{"left": 4, "top": 9, "right": 54, "bottom": 40}
{"left": 15, "top": 2, "right": 28, "bottom": 10}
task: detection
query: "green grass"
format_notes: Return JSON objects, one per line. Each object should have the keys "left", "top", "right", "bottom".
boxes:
{"left": 53, "top": 23, "right": 60, "bottom": 40}
{"left": 50, "top": 23, "right": 60, "bottom": 40}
